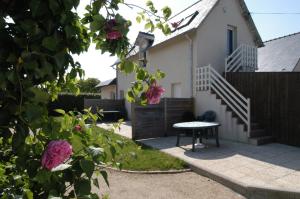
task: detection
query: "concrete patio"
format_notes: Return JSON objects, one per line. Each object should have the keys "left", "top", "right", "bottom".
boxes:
{"left": 139, "top": 136, "right": 300, "bottom": 198}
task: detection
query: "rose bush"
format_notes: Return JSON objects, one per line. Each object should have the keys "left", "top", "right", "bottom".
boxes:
{"left": 0, "top": 0, "right": 172, "bottom": 198}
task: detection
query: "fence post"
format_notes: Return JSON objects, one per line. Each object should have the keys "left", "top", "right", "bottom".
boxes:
{"left": 164, "top": 98, "right": 168, "bottom": 136}
{"left": 247, "top": 98, "right": 251, "bottom": 137}
{"left": 131, "top": 103, "right": 136, "bottom": 140}
{"left": 208, "top": 65, "right": 211, "bottom": 92}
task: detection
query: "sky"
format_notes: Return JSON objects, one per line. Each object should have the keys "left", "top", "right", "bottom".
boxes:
{"left": 74, "top": 0, "right": 300, "bottom": 82}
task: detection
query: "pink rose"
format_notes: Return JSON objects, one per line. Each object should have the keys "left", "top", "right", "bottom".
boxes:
{"left": 41, "top": 140, "right": 73, "bottom": 170}
{"left": 74, "top": 124, "right": 82, "bottom": 132}
{"left": 146, "top": 81, "right": 165, "bottom": 105}
{"left": 106, "top": 31, "right": 122, "bottom": 40}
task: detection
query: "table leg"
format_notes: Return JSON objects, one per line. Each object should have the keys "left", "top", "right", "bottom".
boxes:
{"left": 176, "top": 132, "right": 180, "bottom": 147}
{"left": 199, "top": 129, "right": 203, "bottom": 143}
{"left": 215, "top": 127, "right": 220, "bottom": 147}
{"left": 192, "top": 129, "right": 196, "bottom": 152}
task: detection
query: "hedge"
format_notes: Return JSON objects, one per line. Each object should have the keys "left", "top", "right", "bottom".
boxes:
{"left": 48, "top": 93, "right": 101, "bottom": 115}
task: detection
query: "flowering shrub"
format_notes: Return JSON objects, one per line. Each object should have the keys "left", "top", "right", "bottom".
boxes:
{"left": 0, "top": 0, "right": 171, "bottom": 198}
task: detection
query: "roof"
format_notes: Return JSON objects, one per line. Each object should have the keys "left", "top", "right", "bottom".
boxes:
{"left": 96, "top": 78, "right": 116, "bottom": 88}
{"left": 257, "top": 32, "right": 300, "bottom": 72}
{"left": 128, "top": 0, "right": 262, "bottom": 57}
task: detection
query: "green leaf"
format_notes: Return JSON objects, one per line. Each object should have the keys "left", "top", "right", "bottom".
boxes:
{"left": 116, "top": 140, "right": 124, "bottom": 148}
{"left": 42, "top": 37, "right": 58, "bottom": 51}
{"left": 54, "top": 109, "right": 65, "bottom": 115}
{"left": 100, "top": 170, "right": 109, "bottom": 187}
{"left": 120, "top": 61, "right": 135, "bottom": 74}
{"left": 49, "top": 0, "right": 60, "bottom": 15}
{"left": 23, "top": 189, "right": 33, "bottom": 199}
{"left": 162, "top": 6, "right": 172, "bottom": 19}
{"left": 29, "top": 87, "right": 49, "bottom": 103}
{"left": 80, "top": 159, "right": 95, "bottom": 179}
{"left": 88, "top": 146, "right": 104, "bottom": 157}
{"left": 51, "top": 164, "right": 72, "bottom": 172}
{"left": 34, "top": 170, "right": 51, "bottom": 184}
{"left": 126, "top": 90, "right": 135, "bottom": 103}
{"left": 136, "top": 16, "right": 141, "bottom": 23}
{"left": 74, "top": 179, "right": 91, "bottom": 196}
{"left": 110, "top": 145, "right": 116, "bottom": 158}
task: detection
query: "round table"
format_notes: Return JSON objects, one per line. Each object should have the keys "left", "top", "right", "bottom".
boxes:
{"left": 173, "top": 121, "right": 220, "bottom": 152}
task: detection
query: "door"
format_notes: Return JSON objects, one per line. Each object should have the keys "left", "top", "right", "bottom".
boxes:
{"left": 171, "top": 83, "right": 182, "bottom": 98}
{"left": 227, "top": 25, "right": 237, "bottom": 56}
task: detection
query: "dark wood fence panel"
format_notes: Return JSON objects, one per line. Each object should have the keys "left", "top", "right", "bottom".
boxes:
{"left": 165, "top": 98, "right": 194, "bottom": 136}
{"left": 131, "top": 98, "right": 194, "bottom": 140}
{"left": 227, "top": 72, "right": 300, "bottom": 147}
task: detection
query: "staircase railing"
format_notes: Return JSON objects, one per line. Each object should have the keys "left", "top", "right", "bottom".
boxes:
{"left": 225, "top": 44, "right": 257, "bottom": 75}
{"left": 196, "top": 65, "right": 251, "bottom": 135}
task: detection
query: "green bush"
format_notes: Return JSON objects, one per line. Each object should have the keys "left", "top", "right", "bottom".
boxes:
{"left": 48, "top": 93, "right": 102, "bottom": 115}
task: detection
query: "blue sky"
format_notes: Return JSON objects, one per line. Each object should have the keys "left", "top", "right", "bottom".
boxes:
{"left": 76, "top": 0, "right": 300, "bottom": 81}
{"left": 245, "top": 0, "right": 300, "bottom": 41}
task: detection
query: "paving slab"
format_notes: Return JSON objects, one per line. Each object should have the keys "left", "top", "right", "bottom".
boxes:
{"left": 97, "top": 121, "right": 132, "bottom": 138}
{"left": 139, "top": 136, "right": 300, "bottom": 198}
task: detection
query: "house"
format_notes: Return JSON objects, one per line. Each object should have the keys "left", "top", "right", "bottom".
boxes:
{"left": 117, "top": 0, "right": 266, "bottom": 143}
{"left": 257, "top": 32, "right": 300, "bottom": 72}
{"left": 96, "top": 78, "right": 117, "bottom": 99}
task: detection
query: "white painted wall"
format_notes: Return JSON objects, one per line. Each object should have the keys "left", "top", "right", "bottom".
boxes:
{"left": 195, "top": 0, "right": 256, "bottom": 74}
{"left": 100, "top": 85, "right": 116, "bottom": 99}
{"left": 118, "top": 36, "right": 193, "bottom": 119}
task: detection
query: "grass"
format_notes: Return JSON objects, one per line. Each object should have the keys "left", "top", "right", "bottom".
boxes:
{"left": 91, "top": 126, "right": 188, "bottom": 171}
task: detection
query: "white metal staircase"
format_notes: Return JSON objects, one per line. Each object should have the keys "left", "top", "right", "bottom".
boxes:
{"left": 225, "top": 44, "right": 257, "bottom": 74}
{"left": 196, "top": 65, "right": 273, "bottom": 145}
{"left": 196, "top": 65, "right": 251, "bottom": 135}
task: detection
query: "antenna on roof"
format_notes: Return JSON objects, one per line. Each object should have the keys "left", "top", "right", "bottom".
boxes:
{"left": 168, "top": 0, "right": 203, "bottom": 21}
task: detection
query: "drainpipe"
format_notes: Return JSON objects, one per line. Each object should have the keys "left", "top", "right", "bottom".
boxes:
{"left": 185, "top": 34, "right": 194, "bottom": 98}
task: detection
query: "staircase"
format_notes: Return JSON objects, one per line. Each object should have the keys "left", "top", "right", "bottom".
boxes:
{"left": 225, "top": 44, "right": 258, "bottom": 74}
{"left": 195, "top": 65, "right": 272, "bottom": 145}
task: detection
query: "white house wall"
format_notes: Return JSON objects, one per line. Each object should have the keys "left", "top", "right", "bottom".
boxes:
{"left": 101, "top": 85, "right": 116, "bottom": 99}
{"left": 193, "top": 0, "right": 256, "bottom": 143}
{"left": 118, "top": 36, "right": 193, "bottom": 119}
{"left": 195, "top": 0, "right": 256, "bottom": 74}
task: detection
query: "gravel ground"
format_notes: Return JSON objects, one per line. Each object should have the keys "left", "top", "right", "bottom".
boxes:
{"left": 94, "top": 170, "right": 245, "bottom": 199}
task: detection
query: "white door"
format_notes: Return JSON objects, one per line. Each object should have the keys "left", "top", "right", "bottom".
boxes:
{"left": 171, "top": 83, "right": 182, "bottom": 98}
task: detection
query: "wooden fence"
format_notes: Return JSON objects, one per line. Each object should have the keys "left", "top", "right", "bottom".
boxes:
{"left": 131, "top": 98, "right": 194, "bottom": 140}
{"left": 227, "top": 72, "right": 300, "bottom": 147}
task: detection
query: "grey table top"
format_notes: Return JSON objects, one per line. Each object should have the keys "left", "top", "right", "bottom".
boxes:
{"left": 102, "top": 110, "right": 120, "bottom": 113}
{"left": 173, "top": 121, "right": 220, "bottom": 129}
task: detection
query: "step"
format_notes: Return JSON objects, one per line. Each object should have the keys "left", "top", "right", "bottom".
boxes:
{"left": 251, "top": 123, "right": 260, "bottom": 130}
{"left": 250, "top": 129, "right": 266, "bottom": 138}
{"left": 248, "top": 136, "right": 273, "bottom": 146}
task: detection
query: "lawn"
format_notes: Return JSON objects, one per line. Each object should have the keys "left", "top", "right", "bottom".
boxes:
{"left": 90, "top": 126, "right": 188, "bottom": 171}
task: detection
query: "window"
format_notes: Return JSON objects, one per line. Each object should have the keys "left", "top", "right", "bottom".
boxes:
{"left": 171, "top": 83, "right": 182, "bottom": 98}
{"left": 227, "top": 25, "right": 237, "bottom": 55}
{"left": 119, "top": 90, "right": 124, "bottom": 99}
